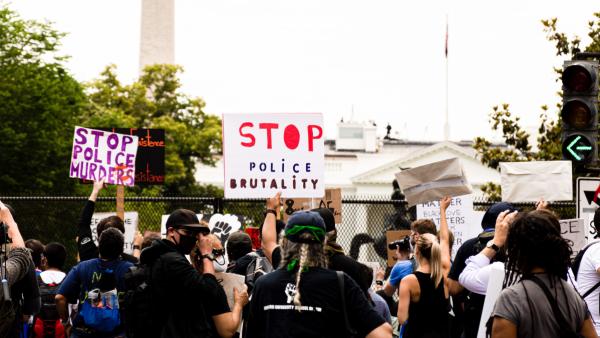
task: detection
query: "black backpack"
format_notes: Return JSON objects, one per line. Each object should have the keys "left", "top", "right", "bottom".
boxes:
{"left": 32, "top": 274, "right": 63, "bottom": 338}
{"left": 245, "top": 252, "right": 273, "bottom": 292}
{"left": 122, "top": 263, "right": 160, "bottom": 338}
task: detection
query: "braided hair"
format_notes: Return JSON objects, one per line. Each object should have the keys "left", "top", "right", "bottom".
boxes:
{"left": 503, "top": 210, "right": 572, "bottom": 288}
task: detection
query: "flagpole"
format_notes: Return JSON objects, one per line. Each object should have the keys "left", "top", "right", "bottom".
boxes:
{"left": 444, "top": 14, "right": 450, "bottom": 142}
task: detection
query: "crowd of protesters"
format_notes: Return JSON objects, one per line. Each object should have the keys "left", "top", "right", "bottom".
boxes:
{"left": 2, "top": 180, "right": 600, "bottom": 338}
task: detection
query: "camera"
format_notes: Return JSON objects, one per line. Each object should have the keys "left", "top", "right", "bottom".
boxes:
{"left": 388, "top": 236, "right": 411, "bottom": 251}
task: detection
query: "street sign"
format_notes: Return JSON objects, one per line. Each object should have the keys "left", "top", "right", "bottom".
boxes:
{"left": 576, "top": 177, "right": 600, "bottom": 241}
{"left": 563, "top": 134, "right": 594, "bottom": 163}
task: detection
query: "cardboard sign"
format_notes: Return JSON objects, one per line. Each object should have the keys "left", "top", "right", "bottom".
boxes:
{"left": 91, "top": 212, "right": 138, "bottom": 254}
{"left": 500, "top": 161, "right": 572, "bottom": 202}
{"left": 395, "top": 158, "right": 472, "bottom": 206}
{"left": 222, "top": 113, "right": 325, "bottom": 198}
{"left": 560, "top": 218, "right": 586, "bottom": 257}
{"left": 70, "top": 126, "right": 139, "bottom": 186}
{"left": 416, "top": 195, "right": 483, "bottom": 259}
{"left": 282, "top": 188, "right": 342, "bottom": 223}
{"left": 386, "top": 230, "right": 412, "bottom": 267}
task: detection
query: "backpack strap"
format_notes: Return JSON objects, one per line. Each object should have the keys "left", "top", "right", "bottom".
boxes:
{"left": 336, "top": 271, "right": 356, "bottom": 337}
{"left": 527, "top": 276, "right": 578, "bottom": 335}
{"left": 582, "top": 280, "right": 600, "bottom": 299}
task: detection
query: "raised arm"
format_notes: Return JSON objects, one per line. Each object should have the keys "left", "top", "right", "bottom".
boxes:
{"left": 261, "top": 192, "right": 281, "bottom": 263}
{"left": 0, "top": 200, "right": 24, "bottom": 248}
{"left": 439, "top": 196, "right": 451, "bottom": 276}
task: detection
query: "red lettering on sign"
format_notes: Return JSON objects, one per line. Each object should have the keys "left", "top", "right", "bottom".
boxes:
{"left": 239, "top": 122, "right": 255, "bottom": 147}
{"left": 259, "top": 123, "right": 279, "bottom": 149}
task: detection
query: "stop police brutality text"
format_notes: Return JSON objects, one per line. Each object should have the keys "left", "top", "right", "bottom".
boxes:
{"left": 230, "top": 176, "right": 319, "bottom": 190}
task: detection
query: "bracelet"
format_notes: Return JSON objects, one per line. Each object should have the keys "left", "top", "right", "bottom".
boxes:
{"left": 375, "top": 280, "right": 384, "bottom": 286}
{"left": 264, "top": 209, "right": 277, "bottom": 217}
{"left": 133, "top": 245, "right": 141, "bottom": 250}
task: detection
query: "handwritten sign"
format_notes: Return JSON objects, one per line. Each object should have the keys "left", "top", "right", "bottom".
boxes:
{"left": 282, "top": 188, "right": 342, "bottom": 223}
{"left": 91, "top": 212, "right": 138, "bottom": 254}
{"left": 416, "top": 195, "right": 482, "bottom": 259}
{"left": 111, "top": 128, "right": 165, "bottom": 185}
{"left": 70, "top": 126, "right": 139, "bottom": 186}
{"left": 222, "top": 113, "right": 325, "bottom": 198}
{"left": 386, "top": 230, "right": 412, "bottom": 267}
{"left": 560, "top": 218, "right": 586, "bottom": 257}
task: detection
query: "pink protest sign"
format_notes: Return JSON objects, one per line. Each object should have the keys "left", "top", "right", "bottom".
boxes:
{"left": 70, "top": 126, "right": 139, "bottom": 186}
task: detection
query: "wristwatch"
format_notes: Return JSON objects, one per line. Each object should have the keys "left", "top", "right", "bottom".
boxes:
{"left": 133, "top": 245, "right": 141, "bottom": 250}
{"left": 375, "top": 280, "right": 384, "bottom": 286}
{"left": 486, "top": 240, "right": 500, "bottom": 252}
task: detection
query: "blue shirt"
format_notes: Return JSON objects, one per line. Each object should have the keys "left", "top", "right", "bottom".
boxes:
{"left": 389, "top": 260, "right": 413, "bottom": 287}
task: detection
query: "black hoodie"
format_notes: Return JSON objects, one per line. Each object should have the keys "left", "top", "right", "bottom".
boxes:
{"left": 140, "top": 239, "right": 229, "bottom": 338}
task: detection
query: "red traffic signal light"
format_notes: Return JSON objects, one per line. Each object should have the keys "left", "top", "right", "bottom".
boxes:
{"left": 563, "top": 64, "right": 597, "bottom": 93}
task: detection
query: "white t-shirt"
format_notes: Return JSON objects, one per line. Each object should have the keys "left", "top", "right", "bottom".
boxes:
{"left": 575, "top": 241, "right": 600, "bottom": 334}
{"left": 40, "top": 270, "right": 66, "bottom": 284}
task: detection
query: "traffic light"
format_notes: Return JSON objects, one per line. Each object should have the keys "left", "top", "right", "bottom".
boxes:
{"left": 561, "top": 60, "right": 599, "bottom": 165}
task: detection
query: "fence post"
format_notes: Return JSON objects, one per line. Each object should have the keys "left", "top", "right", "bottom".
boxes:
{"left": 213, "top": 197, "right": 224, "bottom": 214}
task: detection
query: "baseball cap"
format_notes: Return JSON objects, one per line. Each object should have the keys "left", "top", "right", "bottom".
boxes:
{"left": 481, "top": 202, "right": 518, "bottom": 230}
{"left": 166, "top": 209, "right": 209, "bottom": 233}
{"left": 284, "top": 211, "right": 326, "bottom": 244}
{"left": 311, "top": 208, "right": 335, "bottom": 232}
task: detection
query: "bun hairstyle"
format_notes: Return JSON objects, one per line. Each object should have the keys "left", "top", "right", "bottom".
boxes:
{"left": 416, "top": 233, "right": 443, "bottom": 287}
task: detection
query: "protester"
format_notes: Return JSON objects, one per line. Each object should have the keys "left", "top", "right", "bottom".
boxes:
{"left": 139, "top": 209, "right": 246, "bottom": 338}
{"left": 34, "top": 242, "right": 68, "bottom": 338}
{"left": 226, "top": 231, "right": 254, "bottom": 275}
{"left": 0, "top": 201, "right": 34, "bottom": 337}
{"left": 380, "top": 235, "right": 412, "bottom": 297}
{"left": 574, "top": 207, "right": 600, "bottom": 335}
{"left": 25, "top": 239, "right": 45, "bottom": 274}
{"left": 56, "top": 228, "right": 133, "bottom": 337}
{"left": 397, "top": 197, "right": 452, "bottom": 338}
{"left": 77, "top": 180, "right": 137, "bottom": 263}
{"left": 491, "top": 209, "right": 597, "bottom": 338}
{"left": 247, "top": 210, "right": 392, "bottom": 337}
{"left": 447, "top": 201, "right": 517, "bottom": 338}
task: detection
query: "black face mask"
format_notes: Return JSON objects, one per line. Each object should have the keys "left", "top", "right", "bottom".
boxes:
{"left": 173, "top": 231, "right": 198, "bottom": 254}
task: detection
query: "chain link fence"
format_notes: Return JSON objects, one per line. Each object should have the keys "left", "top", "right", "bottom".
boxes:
{"left": 0, "top": 196, "right": 578, "bottom": 270}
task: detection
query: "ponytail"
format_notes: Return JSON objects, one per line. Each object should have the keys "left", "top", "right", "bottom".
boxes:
{"left": 418, "top": 233, "right": 443, "bottom": 287}
{"left": 429, "top": 238, "right": 442, "bottom": 287}
{"left": 293, "top": 243, "right": 309, "bottom": 309}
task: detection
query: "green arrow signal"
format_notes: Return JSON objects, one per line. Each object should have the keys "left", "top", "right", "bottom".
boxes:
{"left": 567, "top": 136, "right": 582, "bottom": 160}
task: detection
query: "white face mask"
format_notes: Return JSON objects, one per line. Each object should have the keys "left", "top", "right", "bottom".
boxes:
{"left": 213, "top": 257, "right": 227, "bottom": 272}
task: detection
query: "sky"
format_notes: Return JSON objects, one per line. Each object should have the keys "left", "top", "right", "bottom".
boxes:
{"left": 7, "top": 0, "right": 600, "bottom": 142}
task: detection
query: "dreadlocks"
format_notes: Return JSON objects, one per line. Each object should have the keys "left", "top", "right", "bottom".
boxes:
{"left": 503, "top": 210, "right": 572, "bottom": 288}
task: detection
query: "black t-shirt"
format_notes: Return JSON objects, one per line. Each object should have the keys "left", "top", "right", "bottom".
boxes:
{"left": 77, "top": 200, "right": 138, "bottom": 264}
{"left": 329, "top": 253, "right": 372, "bottom": 299}
{"left": 246, "top": 267, "right": 385, "bottom": 338}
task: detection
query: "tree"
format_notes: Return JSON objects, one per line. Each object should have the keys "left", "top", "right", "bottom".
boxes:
{"left": 473, "top": 12, "right": 600, "bottom": 201}
{"left": 0, "top": 6, "right": 86, "bottom": 194}
{"left": 83, "top": 64, "right": 223, "bottom": 196}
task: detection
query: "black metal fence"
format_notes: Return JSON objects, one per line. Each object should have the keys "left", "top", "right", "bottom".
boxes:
{"left": 0, "top": 196, "right": 578, "bottom": 270}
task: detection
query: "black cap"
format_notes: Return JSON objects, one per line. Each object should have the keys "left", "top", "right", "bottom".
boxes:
{"left": 481, "top": 202, "right": 518, "bottom": 230}
{"left": 285, "top": 211, "right": 326, "bottom": 244}
{"left": 311, "top": 208, "right": 335, "bottom": 232}
{"left": 166, "top": 209, "right": 208, "bottom": 232}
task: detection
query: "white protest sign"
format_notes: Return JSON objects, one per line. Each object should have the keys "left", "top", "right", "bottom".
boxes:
{"left": 560, "top": 218, "right": 586, "bottom": 257}
{"left": 577, "top": 177, "right": 600, "bottom": 242}
{"left": 222, "top": 113, "right": 325, "bottom": 198}
{"left": 416, "top": 195, "right": 482, "bottom": 259}
{"left": 70, "top": 126, "right": 139, "bottom": 186}
{"left": 91, "top": 212, "right": 138, "bottom": 254}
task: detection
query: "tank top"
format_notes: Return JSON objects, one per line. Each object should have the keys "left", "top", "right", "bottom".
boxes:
{"left": 403, "top": 271, "right": 450, "bottom": 338}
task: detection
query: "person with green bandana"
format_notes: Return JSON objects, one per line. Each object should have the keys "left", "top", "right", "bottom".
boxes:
{"left": 247, "top": 210, "right": 392, "bottom": 338}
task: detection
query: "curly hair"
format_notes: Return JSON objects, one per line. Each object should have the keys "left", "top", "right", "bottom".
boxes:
{"left": 503, "top": 210, "right": 572, "bottom": 287}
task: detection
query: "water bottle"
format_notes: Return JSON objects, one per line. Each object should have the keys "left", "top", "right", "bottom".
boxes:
{"left": 2, "top": 278, "right": 10, "bottom": 301}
